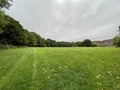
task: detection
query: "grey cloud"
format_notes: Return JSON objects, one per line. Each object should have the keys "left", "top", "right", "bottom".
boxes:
{"left": 6, "top": 0, "right": 120, "bottom": 41}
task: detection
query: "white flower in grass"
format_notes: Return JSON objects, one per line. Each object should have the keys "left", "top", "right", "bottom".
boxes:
{"left": 83, "top": 85, "right": 86, "bottom": 88}
{"left": 48, "top": 76, "right": 50, "bottom": 79}
{"left": 33, "top": 64, "right": 35, "bottom": 67}
{"left": 109, "top": 74, "right": 112, "bottom": 76}
{"left": 96, "top": 75, "right": 101, "bottom": 79}
{"left": 54, "top": 74, "right": 58, "bottom": 77}
{"left": 107, "top": 71, "right": 111, "bottom": 74}
{"left": 43, "top": 70, "right": 46, "bottom": 73}
{"left": 2, "top": 77, "right": 5, "bottom": 80}
{"left": 117, "top": 85, "right": 120, "bottom": 88}
{"left": 59, "top": 66, "right": 62, "bottom": 69}
{"left": 107, "top": 71, "right": 113, "bottom": 76}
{"left": 96, "top": 82, "right": 101, "bottom": 86}
{"left": 113, "top": 69, "right": 115, "bottom": 71}
{"left": 50, "top": 69, "right": 54, "bottom": 72}
{"left": 64, "top": 66, "right": 67, "bottom": 68}
{"left": 116, "top": 77, "right": 120, "bottom": 79}
{"left": 116, "top": 64, "right": 119, "bottom": 66}
{"left": 79, "top": 77, "right": 82, "bottom": 80}
{"left": 43, "top": 68, "right": 45, "bottom": 71}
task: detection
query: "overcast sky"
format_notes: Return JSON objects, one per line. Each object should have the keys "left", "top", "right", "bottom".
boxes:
{"left": 6, "top": 0, "right": 120, "bottom": 41}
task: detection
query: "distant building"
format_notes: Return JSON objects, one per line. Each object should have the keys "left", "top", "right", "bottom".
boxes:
{"left": 94, "top": 39, "right": 113, "bottom": 47}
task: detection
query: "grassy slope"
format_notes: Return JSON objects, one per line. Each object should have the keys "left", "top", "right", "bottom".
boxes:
{"left": 0, "top": 47, "right": 120, "bottom": 90}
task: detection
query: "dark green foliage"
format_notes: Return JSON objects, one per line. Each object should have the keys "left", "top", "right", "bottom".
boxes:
{"left": 0, "top": 0, "right": 12, "bottom": 9}
{"left": 45, "top": 39, "right": 96, "bottom": 47}
{"left": 28, "top": 32, "right": 46, "bottom": 47}
{"left": 113, "top": 36, "right": 120, "bottom": 47}
{"left": 0, "top": 15, "right": 27, "bottom": 46}
{"left": 57, "top": 41, "right": 70, "bottom": 47}
{"left": 0, "top": 11, "right": 46, "bottom": 47}
{"left": 45, "top": 39, "right": 51, "bottom": 47}
{"left": 27, "top": 32, "right": 37, "bottom": 46}
{"left": 45, "top": 39, "right": 57, "bottom": 47}
{"left": 57, "top": 41, "right": 77, "bottom": 47}
{"left": 0, "top": 11, "right": 8, "bottom": 33}
{"left": 76, "top": 39, "right": 97, "bottom": 47}
{"left": 76, "top": 41, "right": 83, "bottom": 47}
{"left": 81, "top": 39, "right": 93, "bottom": 47}
{"left": 118, "top": 26, "right": 120, "bottom": 36}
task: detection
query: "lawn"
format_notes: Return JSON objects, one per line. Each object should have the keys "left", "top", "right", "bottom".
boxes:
{"left": 0, "top": 47, "right": 120, "bottom": 90}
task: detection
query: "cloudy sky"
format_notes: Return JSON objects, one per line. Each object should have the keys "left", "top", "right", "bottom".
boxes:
{"left": 6, "top": 0, "right": 120, "bottom": 41}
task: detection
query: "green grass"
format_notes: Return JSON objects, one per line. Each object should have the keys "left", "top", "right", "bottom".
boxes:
{"left": 0, "top": 47, "right": 120, "bottom": 90}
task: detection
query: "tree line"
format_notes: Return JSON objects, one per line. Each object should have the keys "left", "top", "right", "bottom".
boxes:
{"left": 0, "top": 11, "right": 97, "bottom": 47}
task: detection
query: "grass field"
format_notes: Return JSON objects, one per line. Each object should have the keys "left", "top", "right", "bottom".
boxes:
{"left": 0, "top": 47, "right": 120, "bottom": 90}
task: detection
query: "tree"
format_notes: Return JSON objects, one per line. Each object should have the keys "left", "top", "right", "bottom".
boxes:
{"left": 113, "top": 26, "right": 120, "bottom": 47}
{"left": 0, "top": 11, "right": 8, "bottom": 33}
{"left": 45, "top": 39, "right": 57, "bottom": 47}
{"left": 50, "top": 40, "right": 57, "bottom": 47}
{"left": 0, "top": 0, "right": 12, "bottom": 9}
{"left": 31, "top": 32, "right": 46, "bottom": 47}
{"left": 57, "top": 41, "right": 71, "bottom": 47}
{"left": 113, "top": 36, "right": 120, "bottom": 47}
{"left": 82, "top": 39, "right": 93, "bottom": 47}
{"left": 27, "top": 32, "right": 37, "bottom": 46}
{"left": 76, "top": 41, "right": 82, "bottom": 47}
{"left": 118, "top": 26, "right": 120, "bottom": 36}
{"left": 0, "top": 14, "right": 29, "bottom": 46}
{"left": 0, "top": 23, "right": 27, "bottom": 46}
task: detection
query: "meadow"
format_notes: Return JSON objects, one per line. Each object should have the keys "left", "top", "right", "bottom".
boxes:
{"left": 0, "top": 47, "right": 120, "bottom": 90}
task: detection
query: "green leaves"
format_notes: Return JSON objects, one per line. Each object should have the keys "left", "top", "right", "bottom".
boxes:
{"left": 0, "top": 11, "right": 47, "bottom": 46}
{"left": 0, "top": 0, "right": 12, "bottom": 10}
{"left": 113, "top": 36, "right": 120, "bottom": 47}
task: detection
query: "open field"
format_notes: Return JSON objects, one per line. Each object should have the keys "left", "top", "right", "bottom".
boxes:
{"left": 0, "top": 47, "right": 120, "bottom": 90}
